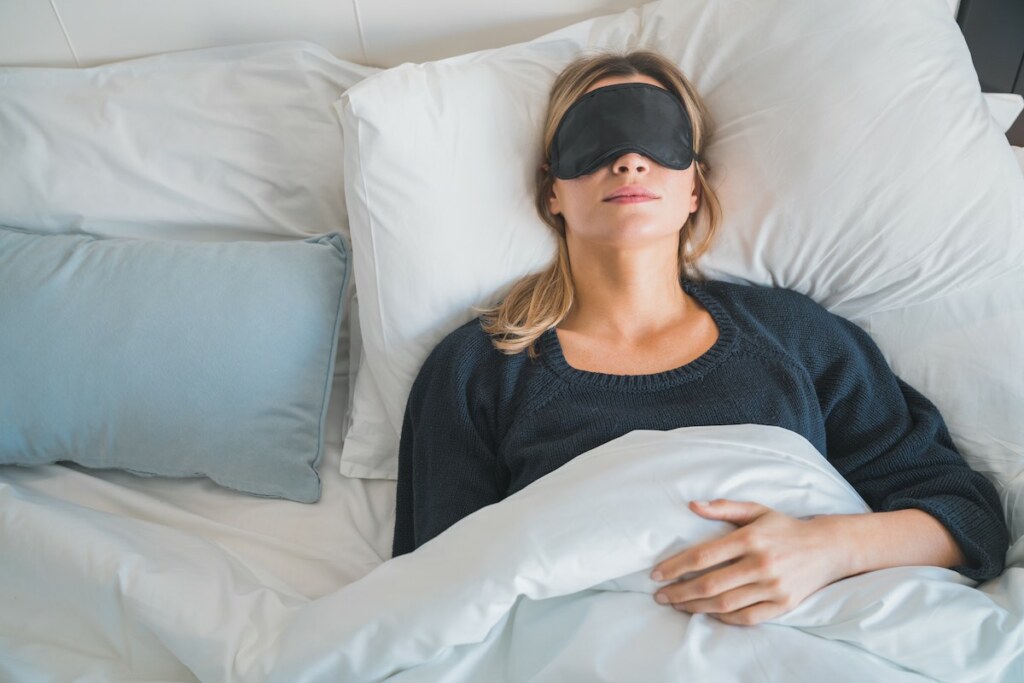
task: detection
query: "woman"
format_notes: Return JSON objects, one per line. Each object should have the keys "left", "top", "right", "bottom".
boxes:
{"left": 391, "top": 50, "right": 1009, "bottom": 626}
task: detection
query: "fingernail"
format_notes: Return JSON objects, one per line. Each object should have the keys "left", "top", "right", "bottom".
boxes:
{"left": 693, "top": 500, "right": 710, "bottom": 506}
{"left": 651, "top": 571, "right": 664, "bottom": 581}
{"left": 655, "top": 593, "right": 669, "bottom": 604}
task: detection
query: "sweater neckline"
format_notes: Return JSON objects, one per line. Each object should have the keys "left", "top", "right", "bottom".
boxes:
{"left": 538, "top": 278, "right": 738, "bottom": 390}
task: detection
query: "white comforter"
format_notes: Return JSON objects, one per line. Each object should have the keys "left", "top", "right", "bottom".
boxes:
{"left": 2, "top": 424, "right": 1023, "bottom": 682}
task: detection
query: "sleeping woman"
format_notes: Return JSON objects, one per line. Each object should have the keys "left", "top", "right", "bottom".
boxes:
{"left": 390, "top": 49, "right": 1010, "bottom": 626}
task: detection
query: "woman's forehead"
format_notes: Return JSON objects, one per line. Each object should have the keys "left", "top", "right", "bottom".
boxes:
{"left": 584, "top": 73, "right": 666, "bottom": 94}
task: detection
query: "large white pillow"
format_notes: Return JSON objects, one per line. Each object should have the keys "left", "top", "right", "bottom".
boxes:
{"left": 0, "top": 40, "right": 377, "bottom": 240}
{"left": 0, "top": 41, "right": 378, "bottom": 476}
{"left": 335, "top": 0, "right": 1024, "bottom": 480}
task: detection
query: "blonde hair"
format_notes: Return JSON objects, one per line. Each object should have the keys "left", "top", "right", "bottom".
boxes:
{"left": 476, "top": 49, "right": 723, "bottom": 359}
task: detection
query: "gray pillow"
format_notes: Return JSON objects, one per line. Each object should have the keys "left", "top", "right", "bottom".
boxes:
{"left": 0, "top": 227, "right": 350, "bottom": 503}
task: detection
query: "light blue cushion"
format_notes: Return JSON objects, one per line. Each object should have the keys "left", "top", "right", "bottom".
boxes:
{"left": 0, "top": 226, "right": 350, "bottom": 503}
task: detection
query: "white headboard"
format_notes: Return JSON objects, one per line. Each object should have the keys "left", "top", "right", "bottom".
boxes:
{"left": 0, "top": 0, "right": 645, "bottom": 68}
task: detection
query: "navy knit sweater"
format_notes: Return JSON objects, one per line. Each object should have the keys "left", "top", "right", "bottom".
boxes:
{"left": 392, "top": 278, "right": 1009, "bottom": 582}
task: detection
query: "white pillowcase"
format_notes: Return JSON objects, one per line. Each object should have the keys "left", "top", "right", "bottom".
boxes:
{"left": 0, "top": 40, "right": 376, "bottom": 240}
{"left": 0, "top": 40, "right": 379, "bottom": 474}
{"left": 335, "top": 0, "right": 1024, "bottom": 481}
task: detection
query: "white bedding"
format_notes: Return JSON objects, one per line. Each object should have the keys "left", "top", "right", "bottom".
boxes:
{"left": 2, "top": 424, "right": 1022, "bottom": 682}
{"left": 0, "top": 425, "right": 396, "bottom": 603}
{"left": 0, "top": 17, "right": 1016, "bottom": 670}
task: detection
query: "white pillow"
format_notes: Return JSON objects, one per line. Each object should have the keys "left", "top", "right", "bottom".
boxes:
{"left": 0, "top": 40, "right": 377, "bottom": 239}
{"left": 0, "top": 40, "right": 379, "bottom": 475}
{"left": 335, "top": 0, "right": 1024, "bottom": 480}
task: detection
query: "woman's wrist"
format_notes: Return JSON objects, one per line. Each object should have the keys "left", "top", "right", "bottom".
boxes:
{"left": 815, "top": 508, "right": 969, "bottom": 579}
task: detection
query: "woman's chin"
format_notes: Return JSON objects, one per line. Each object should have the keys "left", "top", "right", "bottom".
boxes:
{"left": 587, "top": 225, "right": 681, "bottom": 248}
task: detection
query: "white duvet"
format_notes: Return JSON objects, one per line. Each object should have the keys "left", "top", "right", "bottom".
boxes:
{"left": 2, "top": 424, "right": 1023, "bottom": 682}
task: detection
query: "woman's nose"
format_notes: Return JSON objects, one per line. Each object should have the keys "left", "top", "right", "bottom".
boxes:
{"left": 612, "top": 151, "right": 650, "bottom": 174}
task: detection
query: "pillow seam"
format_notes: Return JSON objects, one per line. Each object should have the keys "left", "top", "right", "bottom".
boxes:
{"left": 312, "top": 232, "right": 353, "bottom": 498}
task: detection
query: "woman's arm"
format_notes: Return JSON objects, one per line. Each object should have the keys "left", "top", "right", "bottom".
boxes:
{"left": 827, "top": 507, "right": 967, "bottom": 576}
{"left": 649, "top": 293, "right": 1008, "bottom": 625}
{"left": 648, "top": 499, "right": 969, "bottom": 627}
{"left": 392, "top": 324, "right": 506, "bottom": 558}
{"left": 810, "top": 311, "right": 1009, "bottom": 584}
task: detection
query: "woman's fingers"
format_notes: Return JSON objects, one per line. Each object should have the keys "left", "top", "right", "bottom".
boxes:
{"left": 669, "top": 579, "right": 772, "bottom": 615}
{"left": 650, "top": 503, "right": 845, "bottom": 626}
{"left": 654, "top": 555, "right": 757, "bottom": 607}
{"left": 651, "top": 530, "right": 751, "bottom": 582}
{"left": 709, "top": 599, "right": 793, "bottom": 626}
{"left": 651, "top": 500, "right": 773, "bottom": 582}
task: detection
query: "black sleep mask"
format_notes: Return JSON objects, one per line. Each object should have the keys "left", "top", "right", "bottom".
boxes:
{"left": 549, "top": 82, "right": 697, "bottom": 179}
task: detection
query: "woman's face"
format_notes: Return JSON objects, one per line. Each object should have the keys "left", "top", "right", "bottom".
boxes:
{"left": 547, "top": 74, "right": 699, "bottom": 247}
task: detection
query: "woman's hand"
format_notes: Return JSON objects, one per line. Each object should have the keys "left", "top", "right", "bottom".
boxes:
{"left": 650, "top": 499, "right": 851, "bottom": 626}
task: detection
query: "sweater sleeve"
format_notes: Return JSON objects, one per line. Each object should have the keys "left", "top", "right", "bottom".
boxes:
{"left": 391, "top": 327, "right": 505, "bottom": 559}
{"left": 805, "top": 301, "right": 1009, "bottom": 583}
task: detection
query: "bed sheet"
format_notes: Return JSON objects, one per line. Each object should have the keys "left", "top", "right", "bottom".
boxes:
{"left": 0, "top": 390, "right": 396, "bottom": 601}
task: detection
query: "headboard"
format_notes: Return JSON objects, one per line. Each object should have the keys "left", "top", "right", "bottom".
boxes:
{"left": 958, "top": 0, "right": 1024, "bottom": 144}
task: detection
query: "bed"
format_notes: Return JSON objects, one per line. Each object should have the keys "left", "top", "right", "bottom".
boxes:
{"left": 1, "top": 0, "right": 1023, "bottom": 681}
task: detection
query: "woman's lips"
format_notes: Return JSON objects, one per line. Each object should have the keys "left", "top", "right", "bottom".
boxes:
{"left": 603, "top": 184, "right": 660, "bottom": 202}
{"left": 604, "top": 195, "right": 658, "bottom": 203}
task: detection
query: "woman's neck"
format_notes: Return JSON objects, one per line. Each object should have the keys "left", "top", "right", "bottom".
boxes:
{"left": 559, "top": 244, "right": 691, "bottom": 343}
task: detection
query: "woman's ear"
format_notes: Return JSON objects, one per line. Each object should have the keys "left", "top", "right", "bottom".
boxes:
{"left": 548, "top": 181, "right": 562, "bottom": 216}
